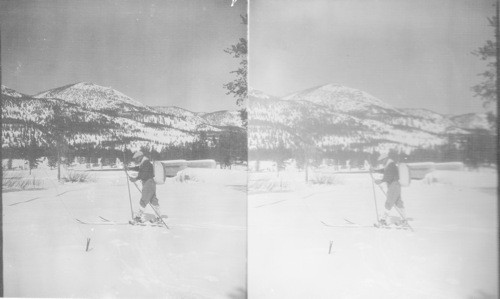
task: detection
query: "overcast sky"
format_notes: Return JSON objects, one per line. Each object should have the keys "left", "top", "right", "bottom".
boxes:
{"left": 1, "top": 0, "right": 247, "bottom": 112}
{"left": 250, "top": 0, "right": 496, "bottom": 115}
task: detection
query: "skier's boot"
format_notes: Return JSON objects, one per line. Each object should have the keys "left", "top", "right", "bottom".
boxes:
{"left": 133, "top": 209, "right": 146, "bottom": 224}
{"left": 150, "top": 205, "right": 163, "bottom": 224}
{"left": 150, "top": 217, "right": 162, "bottom": 225}
{"left": 378, "top": 219, "right": 388, "bottom": 226}
{"left": 398, "top": 218, "right": 408, "bottom": 226}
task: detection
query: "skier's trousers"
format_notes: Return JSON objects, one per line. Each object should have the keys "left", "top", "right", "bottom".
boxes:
{"left": 385, "top": 181, "right": 404, "bottom": 210}
{"left": 139, "top": 178, "right": 159, "bottom": 208}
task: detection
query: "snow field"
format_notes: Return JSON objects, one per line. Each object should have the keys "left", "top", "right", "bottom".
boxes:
{"left": 248, "top": 170, "right": 497, "bottom": 298}
{"left": 420, "top": 169, "right": 497, "bottom": 189}
{"left": 249, "top": 170, "right": 373, "bottom": 193}
{"left": 3, "top": 166, "right": 497, "bottom": 298}
{"left": 175, "top": 168, "right": 247, "bottom": 186}
{"left": 3, "top": 169, "right": 247, "bottom": 298}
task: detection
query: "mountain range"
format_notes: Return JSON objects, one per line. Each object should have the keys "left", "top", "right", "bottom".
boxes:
{"left": 248, "top": 84, "right": 493, "bottom": 154}
{"left": 1, "top": 83, "right": 243, "bottom": 153}
{"left": 2, "top": 82, "right": 492, "bottom": 158}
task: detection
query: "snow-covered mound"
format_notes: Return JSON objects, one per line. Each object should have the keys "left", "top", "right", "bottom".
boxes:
{"left": 34, "top": 82, "right": 149, "bottom": 112}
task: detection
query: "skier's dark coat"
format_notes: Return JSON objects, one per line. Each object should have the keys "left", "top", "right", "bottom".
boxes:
{"left": 130, "top": 159, "right": 155, "bottom": 183}
{"left": 375, "top": 161, "right": 399, "bottom": 184}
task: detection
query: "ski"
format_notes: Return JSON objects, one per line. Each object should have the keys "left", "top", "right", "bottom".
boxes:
{"left": 321, "top": 220, "right": 411, "bottom": 230}
{"left": 99, "top": 216, "right": 112, "bottom": 222}
{"left": 128, "top": 219, "right": 164, "bottom": 227}
{"left": 373, "top": 222, "right": 411, "bottom": 230}
{"left": 321, "top": 221, "right": 373, "bottom": 228}
{"left": 344, "top": 218, "right": 356, "bottom": 224}
{"left": 75, "top": 218, "right": 129, "bottom": 225}
{"left": 75, "top": 217, "right": 164, "bottom": 227}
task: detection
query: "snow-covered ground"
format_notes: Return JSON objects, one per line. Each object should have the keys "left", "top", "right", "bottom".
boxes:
{"left": 248, "top": 169, "right": 498, "bottom": 298}
{"left": 3, "top": 169, "right": 247, "bottom": 298}
{"left": 3, "top": 167, "right": 497, "bottom": 298}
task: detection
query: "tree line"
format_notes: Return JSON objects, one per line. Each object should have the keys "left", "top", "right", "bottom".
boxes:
{"left": 249, "top": 129, "right": 496, "bottom": 170}
{"left": 3, "top": 104, "right": 247, "bottom": 176}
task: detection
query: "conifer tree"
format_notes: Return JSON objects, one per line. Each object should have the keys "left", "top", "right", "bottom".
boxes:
{"left": 224, "top": 14, "right": 248, "bottom": 127}
{"left": 472, "top": 9, "right": 498, "bottom": 127}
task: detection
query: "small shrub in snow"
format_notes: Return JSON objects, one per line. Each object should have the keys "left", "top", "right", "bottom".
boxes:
{"left": 176, "top": 172, "right": 193, "bottom": 183}
{"left": 310, "top": 174, "right": 341, "bottom": 185}
{"left": 2, "top": 171, "right": 44, "bottom": 190}
{"left": 62, "top": 171, "right": 95, "bottom": 183}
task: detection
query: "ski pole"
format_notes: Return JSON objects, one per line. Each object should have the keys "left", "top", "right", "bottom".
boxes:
{"left": 123, "top": 150, "right": 134, "bottom": 219}
{"left": 366, "top": 160, "right": 380, "bottom": 222}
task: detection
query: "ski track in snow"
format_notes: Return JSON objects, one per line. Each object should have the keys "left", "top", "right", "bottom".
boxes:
{"left": 8, "top": 187, "right": 89, "bottom": 206}
{"left": 248, "top": 170, "right": 498, "bottom": 298}
{"left": 2, "top": 168, "right": 497, "bottom": 297}
{"left": 3, "top": 170, "right": 247, "bottom": 298}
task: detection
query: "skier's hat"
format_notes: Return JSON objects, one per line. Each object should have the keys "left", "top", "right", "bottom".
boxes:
{"left": 377, "top": 152, "right": 389, "bottom": 162}
{"left": 133, "top": 151, "right": 144, "bottom": 159}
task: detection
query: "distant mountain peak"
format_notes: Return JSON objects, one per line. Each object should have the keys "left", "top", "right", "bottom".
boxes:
{"left": 282, "top": 84, "right": 397, "bottom": 113}
{"left": 248, "top": 89, "right": 279, "bottom": 100}
{"left": 2, "top": 85, "right": 25, "bottom": 98}
{"left": 33, "top": 82, "right": 147, "bottom": 111}
{"left": 315, "top": 83, "right": 345, "bottom": 91}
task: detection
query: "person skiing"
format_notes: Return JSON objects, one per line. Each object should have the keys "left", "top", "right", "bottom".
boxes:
{"left": 128, "top": 151, "right": 162, "bottom": 224}
{"left": 373, "top": 153, "right": 407, "bottom": 226}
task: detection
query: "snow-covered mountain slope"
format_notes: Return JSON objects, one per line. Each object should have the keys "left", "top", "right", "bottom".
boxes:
{"left": 153, "top": 106, "right": 199, "bottom": 118}
{"left": 248, "top": 89, "right": 277, "bottom": 100}
{"left": 2, "top": 91, "right": 197, "bottom": 150}
{"left": 248, "top": 87, "right": 493, "bottom": 153}
{"left": 2, "top": 85, "right": 26, "bottom": 98}
{"left": 449, "top": 113, "right": 491, "bottom": 130}
{"left": 283, "top": 84, "right": 397, "bottom": 114}
{"left": 249, "top": 93, "right": 443, "bottom": 152}
{"left": 123, "top": 109, "right": 220, "bottom": 133}
{"left": 387, "top": 108, "right": 468, "bottom": 135}
{"left": 201, "top": 110, "right": 243, "bottom": 128}
{"left": 152, "top": 106, "right": 210, "bottom": 128}
{"left": 397, "top": 108, "right": 460, "bottom": 134}
{"left": 32, "top": 82, "right": 215, "bottom": 132}
{"left": 282, "top": 85, "right": 468, "bottom": 135}
{"left": 33, "top": 82, "right": 149, "bottom": 112}
{"left": 2, "top": 85, "right": 242, "bottom": 152}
